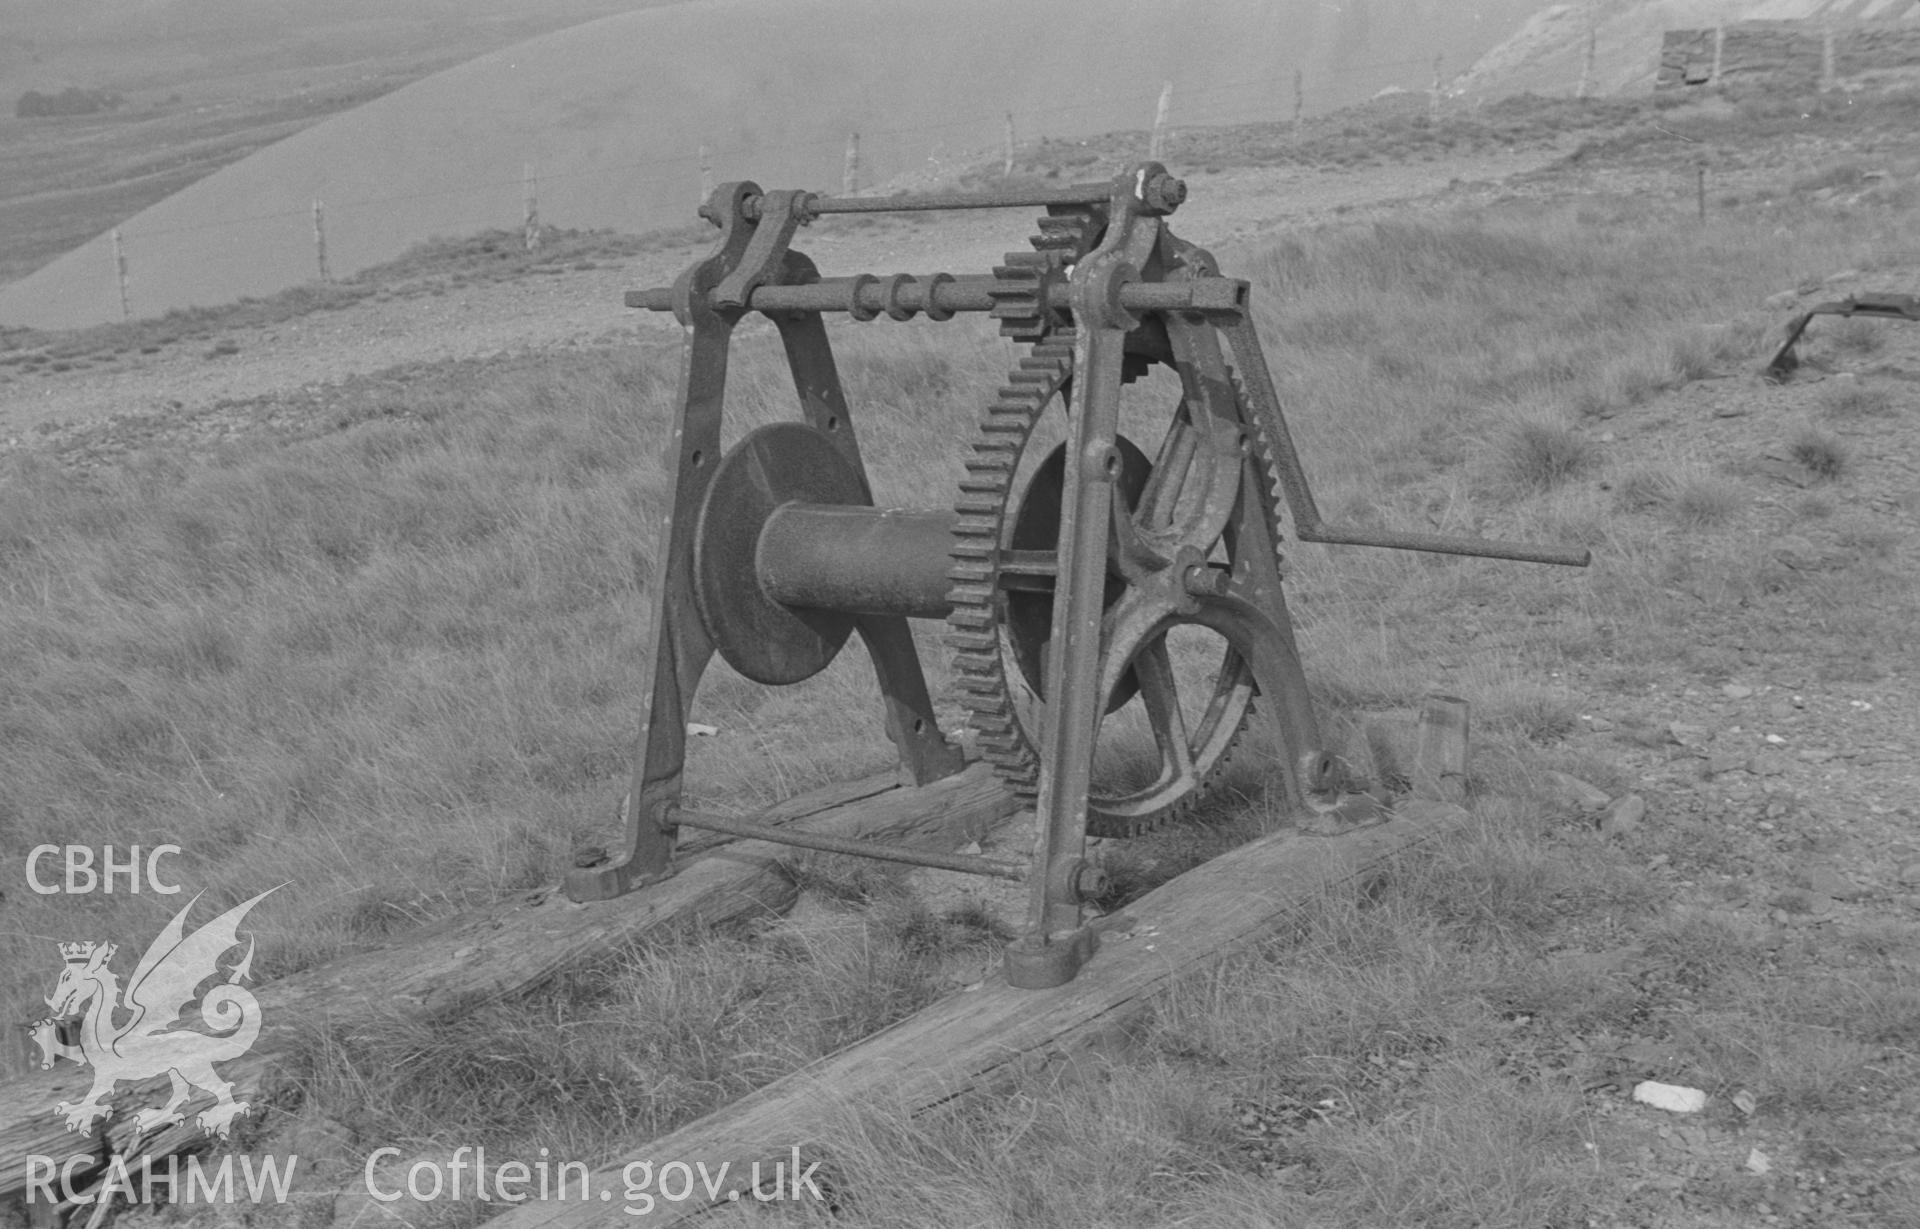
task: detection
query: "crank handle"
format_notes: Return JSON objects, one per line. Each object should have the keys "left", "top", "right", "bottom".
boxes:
{"left": 1297, "top": 524, "right": 1591, "bottom": 568}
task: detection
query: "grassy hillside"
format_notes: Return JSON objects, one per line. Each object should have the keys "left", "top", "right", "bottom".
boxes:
{"left": 5, "top": 86, "right": 1919, "bottom": 1225}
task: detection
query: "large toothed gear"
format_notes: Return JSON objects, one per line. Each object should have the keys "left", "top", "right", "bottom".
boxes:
{"left": 946, "top": 219, "right": 1289, "bottom": 837}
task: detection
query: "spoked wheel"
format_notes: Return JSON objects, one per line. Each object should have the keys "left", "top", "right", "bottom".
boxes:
{"left": 1073, "top": 602, "right": 1259, "bottom": 834}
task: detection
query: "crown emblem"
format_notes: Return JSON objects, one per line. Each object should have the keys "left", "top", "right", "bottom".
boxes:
{"left": 58, "top": 941, "right": 101, "bottom": 964}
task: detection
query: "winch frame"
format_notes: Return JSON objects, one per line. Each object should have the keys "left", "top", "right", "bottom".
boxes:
{"left": 567, "top": 163, "right": 1590, "bottom": 988}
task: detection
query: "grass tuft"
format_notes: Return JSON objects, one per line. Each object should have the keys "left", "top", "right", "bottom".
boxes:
{"left": 1615, "top": 464, "right": 1746, "bottom": 529}
{"left": 1789, "top": 425, "right": 1851, "bottom": 482}
{"left": 1496, "top": 420, "right": 1596, "bottom": 496}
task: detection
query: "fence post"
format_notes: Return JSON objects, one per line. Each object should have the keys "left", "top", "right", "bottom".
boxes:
{"left": 1149, "top": 80, "right": 1173, "bottom": 159}
{"left": 843, "top": 132, "right": 860, "bottom": 194}
{"left": 312, "top": 199, "right": 330, "bottom": 283}
{"left": 523, "top": 163, "right": 540, "bottom": 251}
{"left": 1429, "top": 55, "right": 1443, "bottom": 120}
{"left": 1004, "top": 111, "right": 1016, "bottom": 177}
{"left": 1711, "top": 26, "right": 1724, "bottom": 84}
{"left": 110, "top": 228, "right": 129, "bottom": 321}
{"left": 698, "top": 144, "right": 713, "bottom": 205}
{"left": 1293, "top": 68, "right": 1304, "bottom": 140}
{"left": 1697, "top": 163, "right": 1707, "bottom": 223}
{"left": 1578, "top": 7, "right": 1597, "bottom": 98}
{"left": 1821, "top": 22, "right": 1836, "bottom": 92}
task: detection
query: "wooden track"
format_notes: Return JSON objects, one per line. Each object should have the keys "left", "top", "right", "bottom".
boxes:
{"left": 470, "top": 797, "right": 1471, "bottom": 1226}
{"left": 0, "top": 764, "right": 1015, "bottom": 1206}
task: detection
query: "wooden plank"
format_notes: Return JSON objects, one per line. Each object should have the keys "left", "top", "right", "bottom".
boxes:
{"left": 0, "top": 764, "right": 1014, "bottom": 1203}
{"left": 476, "top": 799, "right": 1471, "bottom": 1227}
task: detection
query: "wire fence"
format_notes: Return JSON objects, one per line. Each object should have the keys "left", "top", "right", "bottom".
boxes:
{"left": 71, "top": 50, "right": 1466, "bottom": 322}
{"left": 43, "top": 24, "right": 1761, "bottom": 325}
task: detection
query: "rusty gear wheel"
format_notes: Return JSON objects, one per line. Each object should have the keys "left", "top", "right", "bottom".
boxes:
{"left": 946, "top": 232, "right": 1288, "bottom": 836}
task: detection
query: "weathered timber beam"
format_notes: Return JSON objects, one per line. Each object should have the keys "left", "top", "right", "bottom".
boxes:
{"left": 0, "top": 764, "right": 1015, "bottom": 1204}
{"left": 473, "top": 798, "right": 1471, "bottom": 1227}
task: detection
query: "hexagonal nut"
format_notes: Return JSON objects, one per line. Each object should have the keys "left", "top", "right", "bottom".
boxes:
{"left": 1072, "top": 862, "right": 1109, "bottom": 902}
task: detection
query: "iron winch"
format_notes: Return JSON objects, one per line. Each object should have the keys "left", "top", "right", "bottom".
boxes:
{"left": 569, "top": 163, "right": 1589, "bottom": 988}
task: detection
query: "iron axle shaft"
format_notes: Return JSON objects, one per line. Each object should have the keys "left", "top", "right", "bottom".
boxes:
{"left": 625, "top": 274, "right": 1248, "bottom": 318}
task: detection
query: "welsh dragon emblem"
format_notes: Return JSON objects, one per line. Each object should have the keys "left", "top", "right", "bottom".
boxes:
{"left": 37, "top": 887, "right": 279, "bottom": 1139}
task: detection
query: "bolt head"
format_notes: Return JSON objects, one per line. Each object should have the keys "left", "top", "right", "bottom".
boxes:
{"left": 1143, "top": 173, "right": 1188, "bottom": 214}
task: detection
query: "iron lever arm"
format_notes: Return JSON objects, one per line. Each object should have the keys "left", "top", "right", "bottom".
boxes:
{"left": 1765, "top": 292, "right": 1920, "bottom": 381}
{"left": 1294, "top": 523, "right": 1591, "bottom": 567}
{"left": 1224, "top": 315, "right": 1592, "bottom": 569}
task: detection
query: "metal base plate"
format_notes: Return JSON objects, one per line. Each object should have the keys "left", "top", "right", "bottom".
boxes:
{"left": 1004, "top": 926, "right": 1099, "bottom": 989}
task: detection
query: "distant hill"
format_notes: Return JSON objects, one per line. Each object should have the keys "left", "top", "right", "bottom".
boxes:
{"left": 0, "top": 0, "right": 686, "bottom": 291}
{"left": 0, "top": 0, "right": 1554, "bottom": 329}
{"left": 0, "top": 0, "right": 664, "bottom": 100}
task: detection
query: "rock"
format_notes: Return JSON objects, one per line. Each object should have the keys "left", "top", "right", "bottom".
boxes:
{"left": 1899, "top": 863, "right": 1920, "bottom": 887}
{"left": 1722, "top": 683, "right": 1755, "bottom": 699}
{"left": 1708, "top": 753, "right": 1748, "bottom": 775}
{"left": 1823, "top": 267, "right": 1862, "bottom": 285}
{"left": 1746, "top": 1147, "right": 1772, "bottom": 1174}
{"left": 1633, "top": 1080, "right": 1708, "bottom": 1113}
{"left": 1668, "top": 722, "right": 1709, "bottom": 748}
{"left": 1746, "top": 755, "right": 1787, "bottom": 777}
{"left": 1545, "top": 770, "right": 1611, "bottom": 811}
{"left": 1798, "top": 748, "right": 1834, "bottom": 763}
{"left": 1601, "top": 794, "right": 1646, "bottom": 839}
{"left": 1587, "top": 715, "right": 1615, "bottom": 732}
{"left": 1764, "top": 290, "right": 1798, "bottom": 310}
{"left": 1772, "top": 535, "right": 1829, "bottom": 569}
